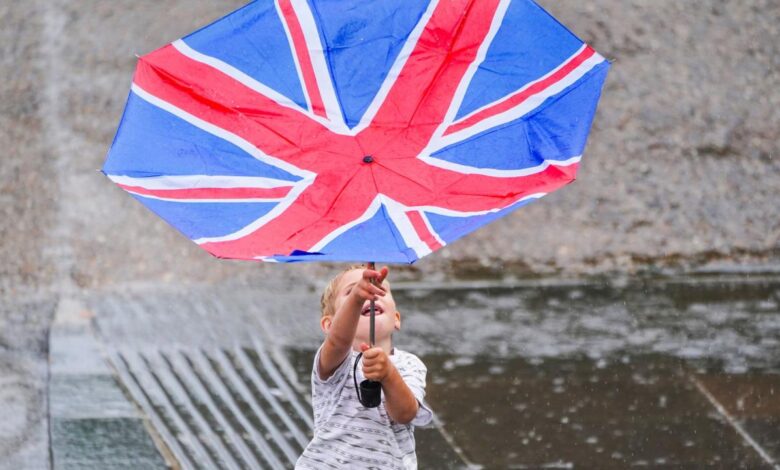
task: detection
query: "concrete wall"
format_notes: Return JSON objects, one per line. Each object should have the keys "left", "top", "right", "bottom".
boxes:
{"left": 1, "top": 0, "right": 778, "bottom": 297}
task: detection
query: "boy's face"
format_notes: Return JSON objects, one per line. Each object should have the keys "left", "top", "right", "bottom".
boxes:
{"left": 325, "top": 268, "right": 401, "bottom": 346}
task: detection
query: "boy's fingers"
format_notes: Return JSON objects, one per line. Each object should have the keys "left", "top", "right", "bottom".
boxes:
{"left": 362, "top": 348, "right": 378, "bottom": 359}
{"left": 362, "top": 347, "right": 384, "bottom": 359}
{"left": 377, "top": 266, "right": 389, "bottom": 284}
{"left": 364, "top": 269, "right": 389, "bottom": 287}
{"left": 360, "top": 343, "right": 370, "bottom": 352}
{"left": 370, "top": 285, "right": 386, "bottom": 296}
{"left": 362, "top": 364, "right": 383, "bottom": 373}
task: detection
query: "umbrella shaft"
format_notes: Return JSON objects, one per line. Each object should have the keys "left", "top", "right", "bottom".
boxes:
{"left": 369, "top": 300, "right": 375, "bottom": 346}
{"left": 367, "top": 262, "right": 376, "bottom": 346}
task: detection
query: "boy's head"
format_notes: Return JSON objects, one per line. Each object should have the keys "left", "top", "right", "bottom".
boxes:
{"left": 320, "top": 265, "right": 401, "bottom": 348}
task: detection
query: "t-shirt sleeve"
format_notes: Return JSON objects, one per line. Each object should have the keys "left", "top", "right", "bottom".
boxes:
{"left": 310, "top": 344, "right": 353, "bottom": 426}
{"left": 313, "top": 343, "right": 352, "bottom": 387}
{"left": 398, "top": 353, "right": 433, "bottom": 427}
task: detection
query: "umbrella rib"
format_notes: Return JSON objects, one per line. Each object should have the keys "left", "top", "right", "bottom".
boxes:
{"left": 369, "top": 163, "right": 424, "bottom": 261}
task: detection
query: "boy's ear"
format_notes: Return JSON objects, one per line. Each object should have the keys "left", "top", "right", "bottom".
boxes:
{"left": 320, "top": 315, "right": 332, "bottom": 333}
{"left": 394, "top": 310, "right": 401, "bottom": 331}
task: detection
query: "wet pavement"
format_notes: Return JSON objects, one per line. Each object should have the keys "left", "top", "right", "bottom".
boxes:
{"left": 288, "top": 351, "right": 779, "bottom": 469}
{"left": 384, "top": 275, "right": 780, "bottom": 468}
{"left": 61, "top": 274, "right": 779, "bottom": 469}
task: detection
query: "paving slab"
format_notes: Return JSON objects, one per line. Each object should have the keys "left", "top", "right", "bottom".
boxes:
{"left": 48, "top": 298, "right": 167, "bottom": 469}
{"left": 694, "top": 372, "right": 780, "bottom": 467}
{"left": 50, "top": 418, "right": 165, "bottom": 470}
{"left": 417, "top": 354, "right": 775, "bottom": 469}
{"left": 0, "top": 298, "right": 55, "bottom": 470}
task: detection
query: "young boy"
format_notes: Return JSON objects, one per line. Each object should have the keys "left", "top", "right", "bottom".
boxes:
{"left": 295, "top": 265, "right": 432, "bottom": 469}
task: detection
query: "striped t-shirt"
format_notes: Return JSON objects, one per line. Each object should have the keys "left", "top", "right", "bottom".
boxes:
{"left": 295, "top": 346, "right": 433, "bottom": 469}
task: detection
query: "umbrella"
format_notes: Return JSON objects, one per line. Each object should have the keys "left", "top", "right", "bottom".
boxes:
{"left": 103, "top": 0, "right": 609, "bottom": 265}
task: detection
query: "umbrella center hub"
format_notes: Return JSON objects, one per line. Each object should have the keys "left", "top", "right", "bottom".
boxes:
{"left": 362, "top": 155, "right": 374, "bottom": 164}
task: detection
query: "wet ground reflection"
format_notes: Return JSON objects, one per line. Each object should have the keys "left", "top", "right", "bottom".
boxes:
{"left": 425, "top": 354, "right": 775, "bottom": 468}
{"left": 290, "top": 276, "right": 779, "bottom": 468}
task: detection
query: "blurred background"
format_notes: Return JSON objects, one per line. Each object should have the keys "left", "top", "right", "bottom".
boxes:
{"left": 1, "top": 0, "right": 778, "bottom": 468}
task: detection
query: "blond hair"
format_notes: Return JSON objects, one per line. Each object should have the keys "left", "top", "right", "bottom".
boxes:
{"left": 320, "top": 264, "right": 390, "bottom": 318}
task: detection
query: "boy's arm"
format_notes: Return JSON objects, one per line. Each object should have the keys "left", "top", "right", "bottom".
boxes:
{"left": 319, "top": 268, "right": 387, "bottom": 380}
{"left": 360, "top": 345, "right": 419, "bottom": 424}
{"left": 380, "top": 365, "right": 419, "bottom": 424}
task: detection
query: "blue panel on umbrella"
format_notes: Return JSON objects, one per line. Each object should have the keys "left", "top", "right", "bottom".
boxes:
{"left": 182, "top": 0, "right": 307, "bottom": 109}
{"left": 317, "top": 205, "right": 416, "bottom": 263}
{"left": 133, "top": 195, "right": 277, "bottom": 240}
{"left": 431, "top": 120, "right": 540, "bottom": 171}
{"left": 433, "top": 63, "right": 609, "bottom": 169}
{"left": 524, "top": 63, "right": 609, "bottom": 160}
{"left": 426, "top": 196, "right": 542, "bottom": 246}
{"left": 308, "top": 0, "right": 431, "bottom": 128}
{"left": 455, "top": 0, "right": 584, "bottom": 120}
{"left": 104, "top": 92, "right": 302, "bottom": 182}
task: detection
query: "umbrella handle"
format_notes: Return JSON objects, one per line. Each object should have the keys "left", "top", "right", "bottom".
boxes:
{"left": 354, "top": 352, "right": 382, "bottom": 408}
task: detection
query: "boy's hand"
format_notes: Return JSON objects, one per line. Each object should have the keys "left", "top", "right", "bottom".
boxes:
{"left": 350, "top": 267, "right": 389, "bottom": 305}
{"left": 360, "top": 343, "right": 394, "bottom": 382}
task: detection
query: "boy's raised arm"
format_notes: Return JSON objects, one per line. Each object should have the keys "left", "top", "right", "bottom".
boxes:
{"left": 319, "top": 268, "right": 387, "bottom": 380}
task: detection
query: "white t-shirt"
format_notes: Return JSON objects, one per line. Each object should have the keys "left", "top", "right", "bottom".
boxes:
{"left": 295, "top": 346, "right": 433, "bottom": 469}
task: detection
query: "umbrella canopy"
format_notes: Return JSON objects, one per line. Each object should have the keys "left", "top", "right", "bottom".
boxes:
{"left": 103, "top": 0, "right": 609, "bottom": 264}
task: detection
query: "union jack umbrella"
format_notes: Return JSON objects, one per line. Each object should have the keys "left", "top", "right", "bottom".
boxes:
{"left": 103, "top": 0, "right": 609, "bottom": 264}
